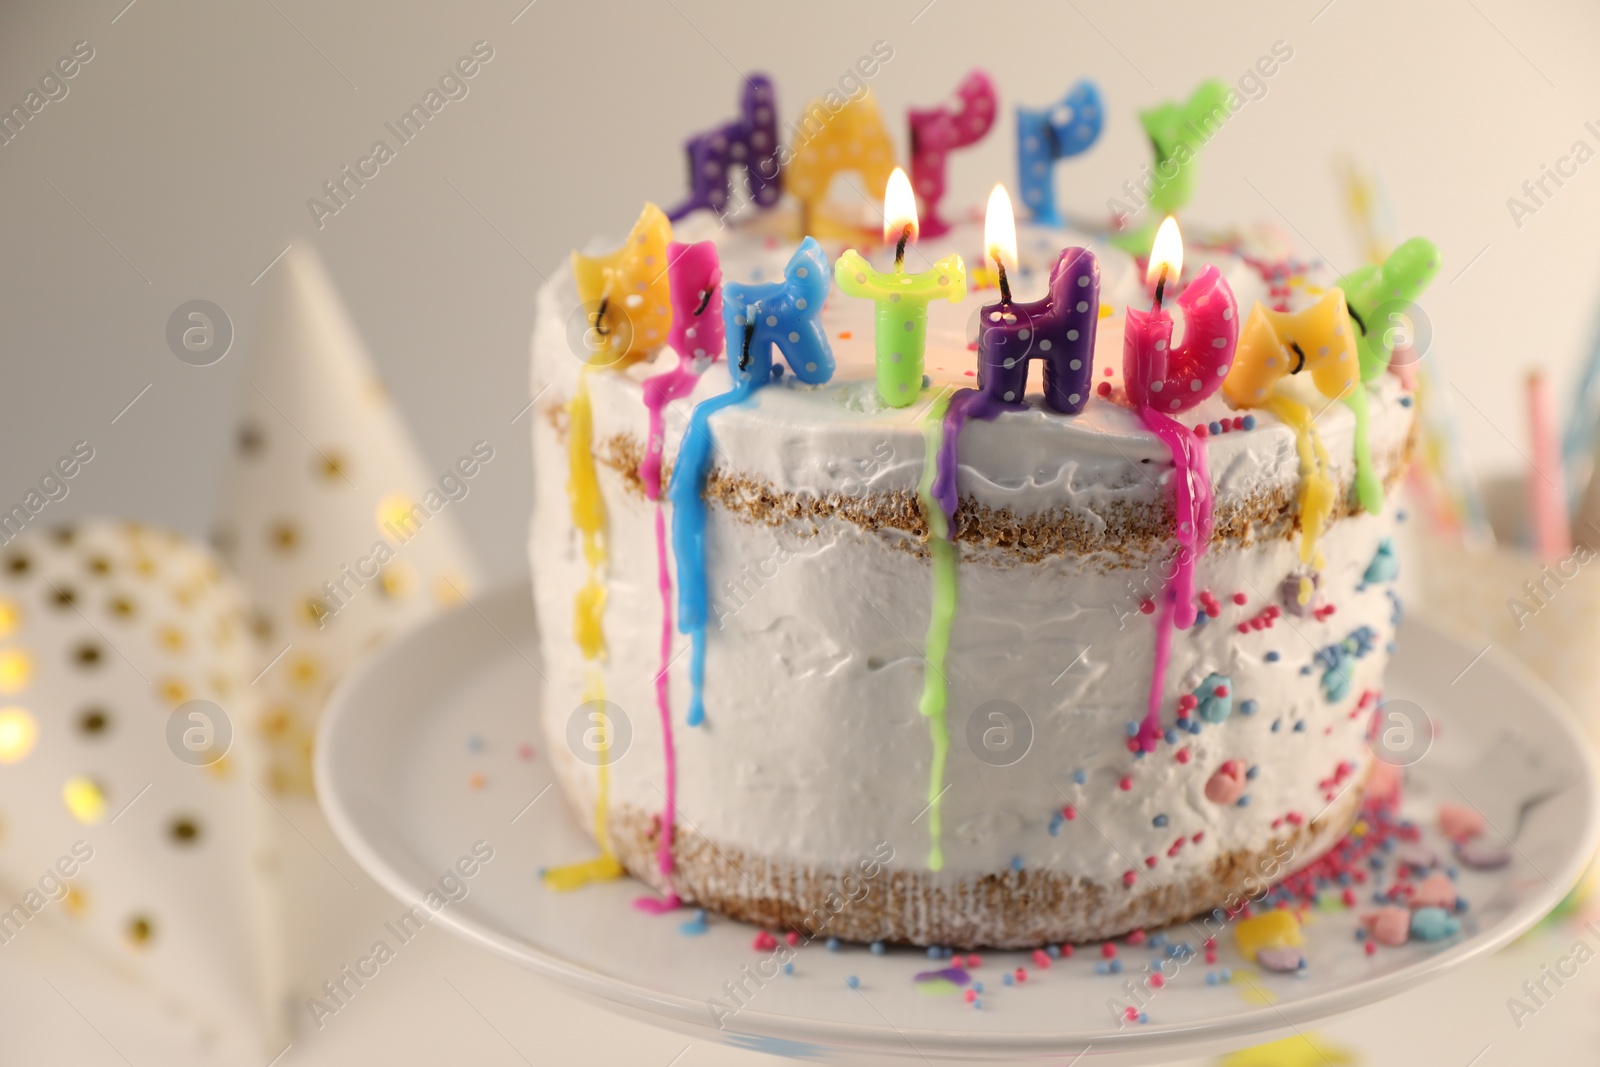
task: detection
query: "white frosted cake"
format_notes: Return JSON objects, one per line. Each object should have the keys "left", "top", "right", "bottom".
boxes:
{"left": 528, "top": 207, "right": 1419, "bottom": 948}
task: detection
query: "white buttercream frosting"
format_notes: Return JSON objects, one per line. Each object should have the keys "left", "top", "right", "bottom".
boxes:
{"left": 529, "top": 214, "right": 1411, "bottom": 893}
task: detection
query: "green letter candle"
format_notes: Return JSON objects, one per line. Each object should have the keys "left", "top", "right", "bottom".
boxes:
{"left": 835, "top": 168, "right": 967, "bottom": 407}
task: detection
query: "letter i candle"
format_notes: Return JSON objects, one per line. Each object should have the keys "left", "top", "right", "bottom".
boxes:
{"left": 1123, "top": 217, "right": 1239, "bottom": 752}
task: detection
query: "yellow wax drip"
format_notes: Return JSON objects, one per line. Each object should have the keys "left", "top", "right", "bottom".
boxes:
{"left": 544, "top": 369, "right": 624, "bottom": 891}
{"left": 916, "top": 392, "right": 955, "bottom": 872}
{"left": 1265, "top": 395, "right": 1333, "bottom": 571}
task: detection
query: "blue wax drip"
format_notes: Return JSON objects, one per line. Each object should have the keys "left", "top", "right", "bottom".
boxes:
{"left": 668, "top": 377, "right": 759, "bottom": 727}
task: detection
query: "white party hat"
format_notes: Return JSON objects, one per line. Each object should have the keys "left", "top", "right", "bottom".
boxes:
{"left": 0, "top": 521, "right": 284, "bottom": 1053}
{"left": 214, "top": 246, "right": 482, "bottom": 793}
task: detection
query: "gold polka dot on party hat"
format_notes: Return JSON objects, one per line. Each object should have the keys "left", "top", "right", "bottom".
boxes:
{"left": 376, "top": 494, "right": 417, "bottom": 535}
{"left": 108, "top": 595, "right": 136, "bottom": 620}
{"left": 133, "top": 556, "right": 157, "bottom": 578}
{"left": 71, "top": 642, "right": 102, "bottom": 669}
{"left": 435, "top": 573, "right": 468, "bottom": 607}
{"left": 237, "top": 423, "right": 264, "bottom": 455}
{"left": 168, "top": 816, "right": 200, "bottom": 845}
{"left": 77, "top": 706, "right": 110, "bottom": 737}
{"left": 50, "top": 526, "right": 76, "bottom": 546}
{"left": 63, "top": 887, "right": 87, "bottom": 917}
{"left": 0, "top": 599, "right": 19, "bottom": 637}
{"left": 63, "top": 777, "right": 107, "bottom": 824}
{"left": 125, "top": 914, "right": 154, "bottom": 947}
{"left": 317, "top": 452, "right": 349, "bottom": 481}
{"left": 377, "top": 564, "right": 412, "bottom": 600}
{"left": 0, "top": 649, "right": 33, "bottom": 693}
{"left": 210, "top": 672, "right": 232, "bottom": 698}
{"left": 209, "top": 526, "right": 236, "bottom": 557}
{"left": 250, "top": 610, "right": 273, "bottom": 641}
{"left": 157, "top": 625, "right": 187, "bottom": 653}
{"left": 260, "top": 706, "right": 294, "bottom": 737}
{"left": 85, "top": 555, "right": 112, "bottom": 578}
{"left": 5, "top": 554, "right": 30, "bottom": 578}
{"left": 268, "top": 522, "right": 299, "bottom": 553}
{"left": 0, "top": 707, "right": 38, "bottom": 763}
{"left": 156, "top": 677, "right": 189, "bottom": 706}
{"left": 300, "top": 597, "right": 331, "bottom": 628}
{"left": 49, "top": 585, "right": 77, "bottom": 610}
{"left": 287, "top": 654, "right": 321, "bottom": 689}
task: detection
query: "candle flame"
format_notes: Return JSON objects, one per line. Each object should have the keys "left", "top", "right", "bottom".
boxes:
{"left": 984, "top": 184, "right": 1017, "bottom": 275}
{"left": 883, "top": 167, "right": 919, "bottom": 245}
{"left": 1146, "top": 215, "right": 1183, "bottom": 291}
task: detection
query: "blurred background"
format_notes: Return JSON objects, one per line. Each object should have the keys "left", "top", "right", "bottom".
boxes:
{"left": 4, "top": 0, "right": 1600, "bottom": 1063}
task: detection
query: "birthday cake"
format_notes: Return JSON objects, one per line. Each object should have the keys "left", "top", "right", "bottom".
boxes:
{"left": 528, "top": 79, "right": 1434, "bottom": 948}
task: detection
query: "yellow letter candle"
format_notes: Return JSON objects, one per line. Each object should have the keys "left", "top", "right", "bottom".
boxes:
{"left": 834, "top": 168, "right": 967, "bottom": 407}
{"left": 785, "top": 93, "right": 897, "bottom": 238}
{"left": 570, "top": 202, "right": 674, "bottom": 367}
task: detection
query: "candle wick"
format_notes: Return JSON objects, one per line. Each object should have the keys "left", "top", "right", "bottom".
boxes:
{"left": 592, "top": 296, "right": 610, "bottom": 337}
{"left": 994, "top": 256, "right": 1012, "bottom": 306}
{"left": 694, "top": 287, "right": 713, "bottom": 317}
{"left": 894, "top": 223, "right": 912, "bottom": 272}
{"left": 740, "top": 322, "right": 756, "bottom": 372}
{"left": 1152, "top": 264, "right": 1169, "bottom": 311}
{"left": 1346, "top": 305, "right": 1367, "bottom": 336}
{"left": 1289, "top": 341, "right": 1307, "bottom": 375}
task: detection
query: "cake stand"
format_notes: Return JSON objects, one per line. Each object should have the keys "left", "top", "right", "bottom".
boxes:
{"left": 317, "top": 580, "right": 1599, "bottom": 1065}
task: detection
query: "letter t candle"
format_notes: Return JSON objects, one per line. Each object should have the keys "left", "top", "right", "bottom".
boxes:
{"left": 835, "top": 168, "right": 967, "bottom": 407}
{"left": 1123, "top": 216, "right": 1239, "bottom": 752}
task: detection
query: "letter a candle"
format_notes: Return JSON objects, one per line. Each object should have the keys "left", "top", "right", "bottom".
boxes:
{"left": 1123, "top": 217, "right": 1239, "bottom": 752}
{"left": 834, "top": 168, "right": 967, "bottom": 407}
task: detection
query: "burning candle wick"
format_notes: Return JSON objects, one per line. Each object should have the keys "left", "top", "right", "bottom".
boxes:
{"left": 894, "top": 223, "right": 913, "bottom": 272}
{"left": 993, "top": 256, "right": 1012, "bottom": 306}
{"left": 1152, "top": 263, "right": 1170, "bottom": 311}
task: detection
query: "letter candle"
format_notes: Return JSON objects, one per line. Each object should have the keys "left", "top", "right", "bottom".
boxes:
{"left": 665, "top": 75, "right": 782, "bottom": 223}
{"left": 834, "top": 168, "right": 967, "bottom": 408}
{"left": 1123, "top": 217, "right": 1239, "bottom": 752}
{"left": 1016, "top": 81, "right": 1105, "bottom": 226}
{"left": 635, "top": 240, "right": 723, "bottom": 912}
{"left": 907, "top": 69, "right": 998, "bottom": 237}
{"left": 930, "top": 184, "right": 1101, "bottom": 516}
{"left": 669, "top": 239, "right": 833, "bottom": 730}
{"left": 785, "top": 94, "right": 897, "bottom": 238}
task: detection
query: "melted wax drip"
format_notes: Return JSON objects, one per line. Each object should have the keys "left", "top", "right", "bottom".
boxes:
{"left": 1265, "top": 395, "right": 1334, "bottom": 569}
{"left": 916, "top": 390, "right": 960, "bottom": 872}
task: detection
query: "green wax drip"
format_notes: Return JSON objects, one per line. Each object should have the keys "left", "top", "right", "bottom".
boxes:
{"left": 916, "top": 392, "right": 955, "bottom": 872}
{"left": 1344, "top": 385, "right": 1383, "bottom": 514}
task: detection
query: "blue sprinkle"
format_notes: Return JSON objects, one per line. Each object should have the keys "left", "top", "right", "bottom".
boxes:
{"left": 1165, "top": 729, "right": 1178, "bottom": 744}
{"left": 1240, "top": 699, "right": 1258, "bottom": 715}
{"left": 1188, "top": 720, "right": 1203, "bottom": 734}
{"left": 1355, "top": 928, "right": 1367, "bottom": 941}
{"left": 1126, "top": 721, "right": 1139, "bottom": 736}
{"left": 922, "top": 374, "right": 932, "bottom": 388}
{"left": 1138, "top": 1011, "right": 1148, "bottom": 1023}
{"left": 1209, "top": 421, "right": 1223, "bottom": 435}
{"left": 1095, "top": 961, "right": 1110, "bottom": 975}
{"left": 1110, "top": 958, "right": 1124, "bottom": 973}
{"left": 973, "top": 981, "right": 985, "bottom": 993}
{"left": 466, "top": 735, "right": 485, "bottom": 752}
{"left": 1301, "top": 665, "right": 1314, "bottom": 676}
{"left": 1221, "top": 968, "right": 1232, "bottom": 980}
{"left": 1153, "top": 814, "right": 1168, "bottom": 827}
{"left": 1011, "top": 855, "right": 1024, "bottom": 872}
{"left": 1294, "top": 720, "right": 1307, "bottom": 732}
{"left": 870, "top": 941, "right": 886, "bottom": 955}
{"left": 782, "top": 962, "right": 794, "bottom": 975}
{"left": 1206, "top": 972, "right": 1218, "bottom": 986}
{"left": 1150, "top": 933, "right": 1167, "bottom": 948}
{"left": 1400, "top": 395, "right": 1413, "bottom": 407}
{"left": 1246, "top": 765, "right": 1259, "bottom": 779}
{"left": 846, "top": 975, "right": 860, "bottom": 989}
{"left": 1003, "top": 972, "right": 1015, "bottom": 986}
{"left": 1134, "top": 749, "right": 1146, "bottom": 759}
{"left": 1047, "top": 945, "right": 1061, "bottom": 958}
{"left": 927, "top": 946, "right": 942, "bottom": 959}
{"left": 972, "top": 998, "right": 983, "bottom": 1010}
{"left": 1236, "top": 795, "right": 1251, "bottom": 807}
{"left": 1242, "top": 414, "right": 1257, "bottom": 430}
{"left": 826, "top": 937, "right": 840, "bottom": 952}
{"left": 1073, "top": 769, "right": 1088, "bottom": 785}
{"left": 1265, "top": 650, "right": 1281, "bottom": 662}
{"left": 1272, "top": 719, "right": 1282, "bottom": 733}
{"left": 1213, "top": 909, "right": 1227, "bottom": 923}
{"left": 770, "top": 363, "right": 784, "bottom": 381}
{"left": 1456, "top": 897, "right": 1469, "bottom": 912}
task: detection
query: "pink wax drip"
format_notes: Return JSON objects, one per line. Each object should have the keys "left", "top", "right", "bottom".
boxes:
{"left": 637, "top": 240, "right": 724, "bottom": 895}
{"left": 1122, "top": 264, "right": 1237, "bottom": 752}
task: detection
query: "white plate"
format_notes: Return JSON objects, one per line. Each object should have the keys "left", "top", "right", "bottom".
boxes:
{"left": 316, "top": 580, "right": 1600, "bottom": 1065}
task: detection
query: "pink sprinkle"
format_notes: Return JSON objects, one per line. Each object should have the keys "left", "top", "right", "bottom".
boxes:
{"left": 517, "top": 743, "right": 535, "bottom": 760}
{"left": 1232, "top": 417, "right": 1245, "bottom": 430}
{"left": 1014, "top": 967, "right": 1028, "bottom": 983}
{"left": 1119, "top": 776, "right": 1133, "bottom": 792}
{"left": 1213, "top": 685, "right": 1229, "bottom": 698}
{"left": 1101, "top": 942, "right": 1118, "bottom": 959}
{"left": 1097, "top": 381, "right": 1113, "bottom": 397}
{"left": 1150, "top": 973, "right": 1165, "bottom": 989}
{"left": 1192, "top": 832, "right": 1204, "bottom": 844}
{"left": 1060, "top": 943, "right": 1074, "bottom": 957}
{"left": 1032, "top": 949, "right": 1051, "bottom": 968}
{"left": 752, "top": 931, "right": 777, "bottom": 951}
{"left": 1103, "top": 366, "right": 1115, "bottom": 377}
{"left": 1125, "top": 1006, "right": 1140, "bottom": 1021}
{"left": 1063, "top": 805, "right": 1077, "bottom": 821}
{"left": 1365, "top": 941, "right": 1378, "bottom": 956}
{"left": 968, "top": 954, "right": 982, "bottom": 968}
{"left": 1176, "top": 749, "right": 1191, "bottom": 764}
{"left": 1205, "top": 950, "right": 1218, "bottom": 964}
{"left": 785, "top": 931, "right": 800, "bottom": 946}
{"left": 1125, "top": 930, "right": 1146, "bottom": 946}
{"left": 1195, "top": 424, "right": 1208, "bottom": 437}
{"left": 1236, "top": 622, "right": 1250, "bottom": 634}
{"left": 1232, "top": 593, "right": 1247, "bottom": 606}
{"left": 1144, "top": 856, "right": 1157, "bottom": 868}
{"left": 1122, "top": 870, "right": 1137, "bottom": 887}
{"left": 964, "top": 988, "right": 977, "bottom": 1003}
{"left": 951, "top": 954, "right": 966, "bottom": 968}
{"left": 1139, "top": 599, "right": 1155, "bottom": 615}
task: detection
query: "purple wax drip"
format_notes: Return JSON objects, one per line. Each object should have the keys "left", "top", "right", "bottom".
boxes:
{"left": 667, "top": 75, "right": 783, "bottom": 223}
